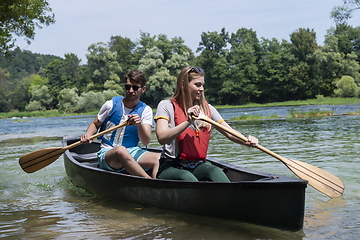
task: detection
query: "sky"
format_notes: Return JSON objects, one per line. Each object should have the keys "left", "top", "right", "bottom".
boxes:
{"left": 16, "top": 0, "right": 360, "bottom": 64}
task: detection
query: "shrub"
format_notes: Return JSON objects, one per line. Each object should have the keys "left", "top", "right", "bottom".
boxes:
{"left": 334, "top": 76, "right": 360, "bottom": 97}
{"left": 25, "top": 100, "right": 44, "bottom": 111}
{"left": 76, "top": 91, "right": 105, "bottom": 113}
{"left": 102, "top": 89, "right": 118, "bottom": 101}
{"left": 28, "top": 85, "right": 53, "bottom": 110}
{"left": 57, "top": 88, "right": 79, "bottom": 113}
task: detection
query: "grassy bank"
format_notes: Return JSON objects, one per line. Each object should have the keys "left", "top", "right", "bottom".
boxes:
{"left": 230, "top": 108, "right": 360, "bottom": 121}
{"left": 289, "top": 109, "right": 335, "bottom": 117}
{"left": 0, "top": 110, "right": 98, "bottom": 119}
{"left": 214, "top": 97, "right": 360, "bottom": 109}
{"left": 1, "top": 97, "right": 360, "bottom": 119}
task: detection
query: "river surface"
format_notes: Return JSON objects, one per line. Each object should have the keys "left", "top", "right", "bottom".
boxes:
{"left": 1, "top": 104, "right": 360, "bottom": 239}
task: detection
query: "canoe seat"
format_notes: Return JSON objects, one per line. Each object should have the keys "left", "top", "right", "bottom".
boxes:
{"left": 71, "top": 152, "right": 98, "bottom": 163}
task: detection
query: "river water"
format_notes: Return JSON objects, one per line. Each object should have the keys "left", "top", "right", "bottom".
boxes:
{"left": 1, "top": 104, "right": 360, "bottom": 239}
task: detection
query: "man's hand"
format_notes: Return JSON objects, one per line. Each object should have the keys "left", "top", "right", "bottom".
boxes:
{"left": 80, "top": 133, "right": 92, "bottom": 144}
{"left": 128, "top": 114, "right": 141, "bottom": 126}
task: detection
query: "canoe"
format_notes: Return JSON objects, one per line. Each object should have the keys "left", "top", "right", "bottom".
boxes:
{"left": 62, "top": 136, "right": 307, "bottom": 230}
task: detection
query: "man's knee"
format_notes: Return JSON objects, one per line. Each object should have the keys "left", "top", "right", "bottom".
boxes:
{"left": 112, "top": 146, "right": 128, "bottom": 158}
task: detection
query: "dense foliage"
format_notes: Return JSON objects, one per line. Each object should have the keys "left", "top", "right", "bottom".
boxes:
{"left": 1, "top": 7, "right": 360, "bottom": 112}
{"left": 0, "top": 0, "right": 55, "bottom": 55}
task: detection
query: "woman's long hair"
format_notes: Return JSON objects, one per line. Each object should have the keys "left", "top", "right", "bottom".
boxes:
{"left": 171, "top": 66, "right": 210, "bottom": 128}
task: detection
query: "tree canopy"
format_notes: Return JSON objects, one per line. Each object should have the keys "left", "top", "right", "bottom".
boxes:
{"left": 331, "top": 0, "right": 360, "bottom": 24}
{"left": 0, "top": 0, "right": 55, "bottom": 55}
{"left": 1, "top": 3, "right": 360, "bottom": 113}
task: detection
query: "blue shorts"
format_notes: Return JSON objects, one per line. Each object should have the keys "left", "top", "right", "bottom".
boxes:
{"left": 97, "top": 146, "right": 148, "bottom": 172}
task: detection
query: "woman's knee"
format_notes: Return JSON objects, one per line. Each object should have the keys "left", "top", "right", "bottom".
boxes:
{"left": 194, "top": 163, "right": 230, "bottom": 182}
{"left": 178, "top": 170, "right": 198, "bottom": 181}
{"left": 158, "top": 167, "right": 198, "bottom": 181}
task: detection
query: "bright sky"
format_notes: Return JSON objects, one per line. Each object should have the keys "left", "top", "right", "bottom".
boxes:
{"left": 17, "top": 0, "right": 360, "bottom": 64}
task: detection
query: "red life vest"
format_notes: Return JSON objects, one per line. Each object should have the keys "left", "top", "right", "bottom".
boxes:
{"left": 172, "top": 99, "right": 211, "bottom": 161}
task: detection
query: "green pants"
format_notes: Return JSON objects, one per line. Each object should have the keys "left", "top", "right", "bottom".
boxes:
{"left": 157, "top": 161, "right": 230, "bottom": 182}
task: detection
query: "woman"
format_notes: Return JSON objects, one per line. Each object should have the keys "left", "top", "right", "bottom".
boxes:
{"left": 154, "top": 66, "right": 258, "bottom": 182}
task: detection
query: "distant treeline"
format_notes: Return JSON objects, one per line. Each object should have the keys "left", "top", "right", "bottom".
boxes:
{"left": 1, "top": 26, "right": 360, "bottom": 113}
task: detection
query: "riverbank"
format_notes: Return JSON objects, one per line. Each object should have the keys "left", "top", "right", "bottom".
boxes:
{"left": 0, "top": 110, "right": 98, "bottom": 119}
{"left": 1, "top": 97, "right": 360, "bottom": 119}
{"left": 230, "top": 108, "right": 360, "bottom": 121}
{"left": 214, "top": 97, "right": 360, "bottom": 109}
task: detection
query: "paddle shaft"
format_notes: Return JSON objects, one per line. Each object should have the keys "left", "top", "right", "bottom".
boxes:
{"left": 192, "top": 115, "right": 289, "bottom": 159}
{"left": 203, "top": 118, "right": 284, "bottom": 161}
{"left": 64, "top": 120, "right": 130, "bottom": 151}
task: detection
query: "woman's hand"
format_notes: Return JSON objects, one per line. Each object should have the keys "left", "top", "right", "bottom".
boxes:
{"left": 186, "top": 105, "right": 200, "bottom": 123}
{"left": 245, "top": 135, "right": 258, "bottom": 148}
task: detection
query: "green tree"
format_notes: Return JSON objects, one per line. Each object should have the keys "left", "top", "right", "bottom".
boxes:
{"left": 44, "top": 59, "right": 67, "bottom": 107}
{"left": 221, "top": 28, "right": 260, "bottom": 104}
{"left": 57, "top": 87, "right": 79, "bottom": 113}
{"left": 26, "top": 74, "right": 47, "bottom": 96}
{"left": 0, "top": 48, "right": 63, "bottom": 112}
{"left": 288, "top": 28, "right": 321, "bottom": 99}
{"left": 327, "top": 24, "right": 360, "bottom": 61}
{"left": 309, "top": 48, "right": 342, "bottom": 97}
{"left": 85, "top": 42, "right": 122, "bottom": 91}
{"left": 165, "top": 52, "right": 190, "bottom": 77}
{"left": 331, "top": 0, "right": 360, "bottom": 24}
{"left": 103, "top": 80, "right": 124, "bottom": 95}
{"left": 138, "top": 46, "right": 189, "bottom": 106}
{"left": 0, "top": 47, "right": 62, "bottom": 80}
{"left": 290, "top": 28, "right": 318, "bottom": 62}
{"left": 334, "top": 75, "right": 360, "bottom": 97}
{"left": 108, "top": 35, "right": 137, "bottom": 77}
{"left": 308, "top": 35, "right": 360, "bottom": 97}
{"left": 196, "top": 28, "right": 229, "bottom": 104}
{"left": 286, "top": 62, "right": 311, "bottom": 99}
{"left": 76, "top": 91, "right": 105, "bottom": 113}
{"left": 135, "top": 31, "right": 156, "bottom": 57}
{"left": 0, "top": 0, "right": 55, "bottom": 55}
{"left": 63, "top": 53, "right": 81, "bottom": 85}
{"left": 42, "top": 53, "right": 82, "bottom": 108}
{"left": 101, "top": 89, "right": 119, "bottom": 101}
{"left": 257, "top": 38, "right": 296, "bottom": 102}
{"left": 135, "top": 32, "right": 193, "bottom": 66}
{"left": 5, "top": 75, "right": 31, "bottom": 111}
{"left": 142, "top": 68, "right": 175, "bottom": 107}
{"left": 0, "top": 68, "right": 11, "bottom": 111}
{"left": 156, "top": 34, "right": 190, "bottom": 61}
{"left": 138, "top": 46, "right": 164, "bottom": 76}
{"left": 26, "top": 85, "right": 52, "bottom": 111}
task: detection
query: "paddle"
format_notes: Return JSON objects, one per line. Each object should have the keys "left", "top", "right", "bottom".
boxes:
{"left": 194, "top": 113, "right": 344, "bottom": 198}
{"left": 19, "top": 120, "right": 131, "bottom": 174}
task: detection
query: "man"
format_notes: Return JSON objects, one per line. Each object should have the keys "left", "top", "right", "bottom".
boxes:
{"left": 80, "top": 70, "right": 159, "bottom": 178}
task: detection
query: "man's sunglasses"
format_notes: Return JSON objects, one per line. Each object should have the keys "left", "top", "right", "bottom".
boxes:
{"left": 124, "top": 84, "right": 142, "bottom": 91}
{"left": 189, "top": 67, "right": 204, "bottom": 74}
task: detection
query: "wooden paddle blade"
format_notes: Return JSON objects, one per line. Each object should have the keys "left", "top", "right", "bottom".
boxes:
{"left": 281, "top": 158, "right": 344, "bottom": 198}
{"left": 19, "top": 147, "right": 66, "bottom": 173}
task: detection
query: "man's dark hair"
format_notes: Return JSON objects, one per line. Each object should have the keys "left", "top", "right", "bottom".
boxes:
{"left": 124, "top": 70, "right": 147, "bottom": 86}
